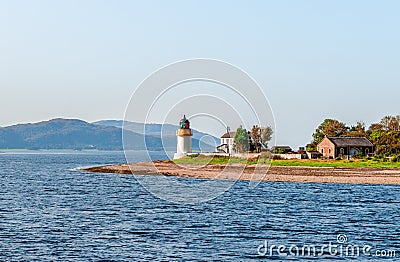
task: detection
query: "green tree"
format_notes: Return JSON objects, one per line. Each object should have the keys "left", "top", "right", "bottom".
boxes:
{"left": 308, "top": 119, "right": 348, "bottom": 151}
{"left": 248, "top": 125, "right": 274, "bottom": 152}
{"left": 250, "top": 125, "right": 261, "bottom": 153}
{"left": 368, "top": 115, "right": 400, "bottom": 156}
{"left": 233, "top": 126, "right": 249, "bottom": 153}
{"left": 380, "top": 115, "right": 400, "bottom": 131}
{"left": 261, "top": 126, "right": 273, "bottom": 149}
{"left": 347, "top": 121, "right": 366, "bottom": 137}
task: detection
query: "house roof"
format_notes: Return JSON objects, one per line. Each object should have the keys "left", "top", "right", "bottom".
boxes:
{"left": 221, "top": 131, "right": 236, "bottom": 138}
{"left": 327, "top": 137, "right": 374, "bottom": 147}
{"left": 307, "top": 151, "right": 322, "bottom": 154}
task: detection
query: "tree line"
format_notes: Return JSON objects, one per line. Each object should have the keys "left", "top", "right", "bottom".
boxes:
{"left": 233, "top": 125, "right": 273, "bottom": 153}
{"left": 307, "top": 115, "right": 400, "bottom": 159}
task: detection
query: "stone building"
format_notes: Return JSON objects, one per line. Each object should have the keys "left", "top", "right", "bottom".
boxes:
{"left": 317, "top": 137, "right": 374, "bottom": 158}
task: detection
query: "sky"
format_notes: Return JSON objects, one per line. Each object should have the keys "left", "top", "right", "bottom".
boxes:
{"left": 1, "top": 0, "right": 399, "bottom": 148}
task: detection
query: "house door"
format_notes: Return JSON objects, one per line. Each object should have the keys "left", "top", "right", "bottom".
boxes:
{"left": 349, "top": 148, "right": 359, "bottom": 156}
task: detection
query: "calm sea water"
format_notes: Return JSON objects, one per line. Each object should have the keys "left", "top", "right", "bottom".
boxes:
{"left": 0, "top": 152, "right": 399, "bottom": 261}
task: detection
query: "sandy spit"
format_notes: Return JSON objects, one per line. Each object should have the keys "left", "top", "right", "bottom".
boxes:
{"left": 81, "top": 161, "right": 400, "bottom": 185}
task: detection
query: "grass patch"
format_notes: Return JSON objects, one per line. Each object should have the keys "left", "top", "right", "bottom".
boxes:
{"left": 269, "top": 159, "right": 400, "bottom": 168}
{"left": 173, "top": 155, "right": 400, "bottom": 168}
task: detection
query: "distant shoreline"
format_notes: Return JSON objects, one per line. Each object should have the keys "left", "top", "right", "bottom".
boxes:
{"left": 0, "top": 149, "right": 171, "bottom": 153}
{"left": 82, "top": 161, "right": 400, "bottom": 185}
{"left": 0, "top": 149, "right": 123, "bottom": 154}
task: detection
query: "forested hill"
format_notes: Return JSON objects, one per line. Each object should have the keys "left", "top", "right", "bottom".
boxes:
{"left": 0, "top": 119, "right": 218, "bottom": 151}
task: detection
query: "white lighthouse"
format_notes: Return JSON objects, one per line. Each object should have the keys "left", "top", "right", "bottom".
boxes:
{"left": 173, "top": 115, "right": 193, "bottom": 159}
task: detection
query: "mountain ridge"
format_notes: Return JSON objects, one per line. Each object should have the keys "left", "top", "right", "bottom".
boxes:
{"left": 0, "top": 118, "right": 218, "bottom": 151}
{"left": 93, "top": 120, "right": 216, "bottom": 141}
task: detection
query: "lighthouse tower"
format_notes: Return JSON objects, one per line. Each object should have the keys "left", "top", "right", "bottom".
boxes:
{"left": 173, "top": 115, "right": 193, "bottom": 159}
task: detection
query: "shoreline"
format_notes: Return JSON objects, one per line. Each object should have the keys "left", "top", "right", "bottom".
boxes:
{"left": 81, "top": 161, "right": 400, "bottom": 185}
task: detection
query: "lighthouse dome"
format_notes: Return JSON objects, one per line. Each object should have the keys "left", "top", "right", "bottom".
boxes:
{"left": 179, "top": 115, "right": 190, "bottom": 129}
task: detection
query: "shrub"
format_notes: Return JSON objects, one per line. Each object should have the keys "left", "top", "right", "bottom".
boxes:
{"left": 351, "top": 152, "right": 365, "bottom": 159}
{"left": 391, "top": 154, "right": 400, "bottom": 162}
{"left": 260, "top": 152, "right": 273, "bottom": 159}
{"left": 335, "top": 157, "right": 342, "bottom": 161}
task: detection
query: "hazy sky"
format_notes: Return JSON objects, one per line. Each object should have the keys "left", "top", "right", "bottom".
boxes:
{"left": 1, "top": 0, "right": 399, "bottom": 148}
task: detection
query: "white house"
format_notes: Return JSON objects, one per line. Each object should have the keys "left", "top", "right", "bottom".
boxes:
{"left": 216, "top": 131, "right": 235, "bottom": 154}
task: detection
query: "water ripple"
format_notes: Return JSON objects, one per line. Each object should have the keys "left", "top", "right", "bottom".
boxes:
{"left": 0, "top": 152, "right": 399, "bottom": 261}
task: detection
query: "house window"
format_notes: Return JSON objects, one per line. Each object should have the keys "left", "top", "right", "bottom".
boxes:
{"left": 365, "top": 148, "right": 369, "bottom": 155}
{"left": 328, "top": 148, "right": 332, "bottom": 154}
{"left": 340, "top": 148, "right": 344, "bottom": 155}
{"left": 321, "top": 149, "right": 324, "bottom": 154}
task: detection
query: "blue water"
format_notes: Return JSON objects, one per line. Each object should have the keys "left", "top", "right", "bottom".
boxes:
{"left": 0, "top": 152, "right": 399, "bottom": 261}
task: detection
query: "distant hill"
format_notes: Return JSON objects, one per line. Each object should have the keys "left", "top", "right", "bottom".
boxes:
{"left": 0, "top": 119, "right": 218, "bottom": 151}
{"left": 93, "top": 120, "right": 219, "bottom": 152}
{"left": 93, "top": 120, "right": 216, "bottom": 141}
